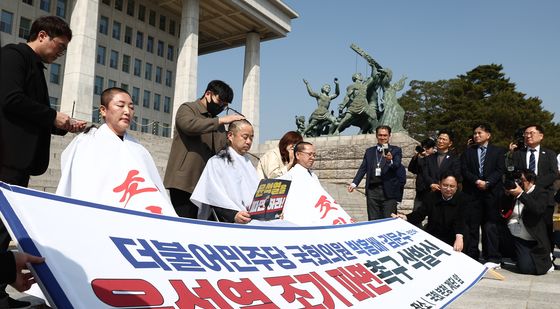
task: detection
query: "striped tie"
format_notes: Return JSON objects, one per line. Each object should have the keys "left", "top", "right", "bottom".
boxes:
{"left": 529, "top": 149, "right": 536, "bottom": 172}
{"left": 479, "top": 146, "right": 486, "bottom": 177}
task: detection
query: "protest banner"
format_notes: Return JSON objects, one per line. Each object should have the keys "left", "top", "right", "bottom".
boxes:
{"left": 0, "top": 183, "right": 486, "bottom": 308}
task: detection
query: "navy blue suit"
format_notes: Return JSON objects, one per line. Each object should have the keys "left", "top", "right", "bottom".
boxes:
{"left": 461, "top": 144, "right": 507, "bottom": 262}
{"left": 352, "top": 144, "right": 402, "bottom": 220}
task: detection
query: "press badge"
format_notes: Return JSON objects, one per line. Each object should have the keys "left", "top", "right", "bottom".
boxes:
{"left": 375, "top": 167, "right": 381, "bottom": 176}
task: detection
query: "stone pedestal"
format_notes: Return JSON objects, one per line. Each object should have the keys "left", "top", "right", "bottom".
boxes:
{"left": 254, "top": 133, "right": 420, "bottom": 222}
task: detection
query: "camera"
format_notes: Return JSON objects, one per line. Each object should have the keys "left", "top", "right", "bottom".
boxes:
{"left": 415, "top": 145, "right": 424, "bottom": 153}
{"left": 503, "top": 169, "right": 522, "bottom": 190}
{"left": 512, "top": 127, "right": 526, "bottom": 151}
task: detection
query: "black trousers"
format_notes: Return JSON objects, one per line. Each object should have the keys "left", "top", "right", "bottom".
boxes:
{"left": 169, "top": 188, "right": 200, "bottom": 219}
{"left": 0, "top": 166, "right": 30, "bottom": 299}
{"left": 365, "top": 185, "right": 397, "bottom": 221}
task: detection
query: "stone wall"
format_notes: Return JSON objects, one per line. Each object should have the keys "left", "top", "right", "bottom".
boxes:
{"left": 30, "top": 131, "right": 420, "bottom": 222}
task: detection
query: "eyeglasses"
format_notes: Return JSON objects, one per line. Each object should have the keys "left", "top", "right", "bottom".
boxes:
{"left": 49, "top": 36, "right": 68, "bottom": 55}
{"left": 298, "top": 151, "right": 317, "bottom": 158}
{"left": 441, "top": 184, "right": 457, "bottom": 189}
{"left": 523, "top": 131, "right": 540, "bottom": 137}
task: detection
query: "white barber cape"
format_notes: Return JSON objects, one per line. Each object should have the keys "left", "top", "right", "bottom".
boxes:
{"left": 280, "top": 164, "right": 354, "bottom": 226}
{"left": 56, "top": 124, "right": 177, "bottom": 216}
{"left": 191, "top": 147, "right": 259, "bottom": 219}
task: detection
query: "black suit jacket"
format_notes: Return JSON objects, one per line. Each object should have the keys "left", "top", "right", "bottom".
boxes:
{"left": 352, "top": 144, "right": 403, "bottom": 200}
{"left": 407, "top": 191, "right": 470, "bottom": 247}
{"left": 0, "top": 43, "right": 65, "bottom": 176}
{"left": 512, "top": 147, "right": 558, "bottom": 207}
{"left": 501, "top": 186, "right": 552, "bottom": 275}
{"left": 461, "top": 144, "right": 506, "bottom": 196}
{"left": 422, "top": 152, "right": 462, "bottom": 190}
{"left": 408, "top": 155, "right": 428, "bottom": 194}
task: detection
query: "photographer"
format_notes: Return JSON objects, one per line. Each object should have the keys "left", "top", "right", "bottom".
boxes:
{"left": 511, "top": 125, "right": 558, "bottom": 265}
{"left": 408, "top": 138, "right": 436, "bottom": 215}
{"left": 502, "top": 169, "right": 553, "bottom": 275}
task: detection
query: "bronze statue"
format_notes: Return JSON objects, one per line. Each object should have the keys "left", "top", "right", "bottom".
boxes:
{"left": 333, "top": 70, "right": 379, "bottom": 135}
{"left": 379, "top": 75, "right": 407, "bottom": 133}
{"left": 302, "top": 78, "right": 340, "bottom": 136}
{"left": 295, "top": 115, "right": 306, "bottom": 135}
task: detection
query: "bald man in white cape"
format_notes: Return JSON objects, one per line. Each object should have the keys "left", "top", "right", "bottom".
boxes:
{"left": 191, "top": 120, "right": 258, "bottom": 223}
{"left": 56, "top": 88, "right": 176, "bottom": 216}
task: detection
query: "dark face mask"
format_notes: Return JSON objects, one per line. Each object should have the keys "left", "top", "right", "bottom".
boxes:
{"left": 206, "top": 97, "right": 225, "bottom": 117}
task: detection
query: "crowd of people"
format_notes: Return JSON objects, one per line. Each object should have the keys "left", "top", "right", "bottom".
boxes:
{"left": 0, "top": 14, "right": 558, "bottom": 308}
{"left": 386, "top": 123, "right": 559, "bottom": 276}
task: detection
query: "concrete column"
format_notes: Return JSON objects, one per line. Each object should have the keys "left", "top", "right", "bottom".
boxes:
{"left": 172, "top": 0, "right": 199, "bottom": 134}
{"left": 242, "top": 32, "right": 261, "bottom": 145}
{"left": 59, "top": 0, "right": 98, "bottom": 121}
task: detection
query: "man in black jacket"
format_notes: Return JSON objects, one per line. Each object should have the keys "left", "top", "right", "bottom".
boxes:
{"left": 512, "top": 125, "right": 558, "bottom": 261}
{"left": 348, "top": 125, "right": 403, "bottom": 220}
{"left": 394, "top": 173, "right": 469, "bottom": 252}
{"left": 461, "top": 123, "right": 506, "bottom": 265}
{"left": 0, "top": 16, "right": 85, "bottom": 307}
{"left": 408, "top": 138, "right": 436, "bottom": 217}
{"left": 502, "top": 169, "right": 552, "bottom": 275}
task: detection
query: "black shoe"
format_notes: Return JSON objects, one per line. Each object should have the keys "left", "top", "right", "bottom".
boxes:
{"left": 7, "top": 297, "right": 31, "bottom": 308}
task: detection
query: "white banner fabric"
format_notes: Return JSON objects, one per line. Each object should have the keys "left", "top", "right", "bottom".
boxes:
{"left": 0, "top": 183, "right": 486, "bottom": 308}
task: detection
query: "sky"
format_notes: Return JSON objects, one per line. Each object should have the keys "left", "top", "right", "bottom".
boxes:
{"left": 197, "top": 0, "right": 560, "bottom": 143}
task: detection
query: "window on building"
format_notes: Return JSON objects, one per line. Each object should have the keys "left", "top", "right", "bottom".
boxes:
{"left": 18, "top": 17, "right": 32, "bottom": 39}
{"left": 0, "top": 10, "right": 14, "bottom": 34}
{"left": 165, "top": 70, "right": 172, "bottom": 87}
{"left": 99, "top": 16, "right": 108, "bottom": 35}
{"left": 122, "top": 54, "right": 130, "bottom": 73}
{"left": 49, "top": 97, "right": 58, "bottom": 110}
{"left": 138, "top": 4, "right": 145, "bottom": 21}
{"left": 114, "top": 0, "right": 123, "bottom": 11}
{"left": 132, "top": 87, "right": 140, "bottom": 105}
{"left": 155, "top": 66, "right": 162, "bottom": 84}
{"left": 167, "top": 45, "right": 174, "bottom": 61}
{"left": 50, "top": 63, "right": 61, "bottom": 84}
{"left": 141, "top": 118, "right": 149, "bottom": 133}
{"left": 102, "top": 0, "right": 110, "bottom": 5}
{"left": 110, "top": 50, "right": 119, "bottom": 69}
{"left": 23, "top": 0, "right": 34, "bottom": 6}
{"left": 108, "top": 79, "right": 117, "bottom": 88}
{"left": 144, "top": 62, "right": 152, "bottom": 80}
{"left": 159, "top": 15, "right": 166, "bottom": 31}
{"left": 40, "top": 0, "right": 51, "bottom": 11}
{"left": 112, "top": 21, "right": 121, "bottom": 40}
{"left": 152, "top": 122, "right": 159, "bottom": 136}
{"left": 143, "top": 90, "right": 150, "bottom": 108}
{"left": 96, "top": 45, "right": 106, "bottom": 65}
{"left": 169, "top": 20, "right": 176, "bottom": 36}
{"left": 56, "top": 0, "right": 67, "bottom": 18}
{"left": 133, "top": 58, "right": 141, "bottom": 76}
{"left": 153, "top": 94, "right": 161, "bottom": 111}
{"left": 136, "top": 31, "right": 143, "bottom": 49}
{"left": 124, "top": 26, "right": 132, "bottom": 44}
{"left": 157, "top": 40, "right": 164, "bottom": 57}
{"left": 146, "top": 36, "right": 154, "bottom": 53}
{"left": 126, "top": 0, "right": 134, "bottom": 16}
{"left": 148, "top": 10, "right": 156, "bottom": 26}
{"left": 162, "top": 124, "right": 170, "bottom": 137}
{"left": 121, "top": 83, "right": 128, "bottom": 91}
{"left": 164, "top": 96, "right": 171, "bottom": 113}
{"left": 94, "top": 76, "right": 104, "bottom": 95}
{"left": 130, "top": 116, "right": 137, "bottom": 131}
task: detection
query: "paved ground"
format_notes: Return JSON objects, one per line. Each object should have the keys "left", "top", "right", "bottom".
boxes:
{"left": 8, "top": 250, "right": 559, "bottom": 308}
